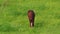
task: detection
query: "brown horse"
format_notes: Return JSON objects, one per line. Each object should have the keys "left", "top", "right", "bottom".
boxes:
{"left": 28, "top": 10, "right": 35, "bottom": 27}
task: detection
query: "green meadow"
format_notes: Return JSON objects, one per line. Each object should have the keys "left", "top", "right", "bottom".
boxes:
{"left": 0, "top": 0, "right": 60, "bottom": 34}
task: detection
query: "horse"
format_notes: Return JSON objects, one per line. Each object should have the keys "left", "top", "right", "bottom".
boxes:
{"left": 28, "top": 10, "right": 35, "bottom": 27}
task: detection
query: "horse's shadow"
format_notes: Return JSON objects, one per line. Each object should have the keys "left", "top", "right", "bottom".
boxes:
{"left": 35, "top": 21, "right": 45, "bottom": 28}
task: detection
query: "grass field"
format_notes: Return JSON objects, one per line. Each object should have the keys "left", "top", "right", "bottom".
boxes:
{"left": 0, "top": 0, "right": 60, "bottom": 34}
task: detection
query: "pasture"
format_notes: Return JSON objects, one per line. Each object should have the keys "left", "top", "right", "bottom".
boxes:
{"left": 0, "top": 0, "right": 60, "bottom": 34}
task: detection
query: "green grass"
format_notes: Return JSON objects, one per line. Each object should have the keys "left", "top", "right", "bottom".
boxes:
{"left": 0, "top": 0, "right": 60, "bottom": 34}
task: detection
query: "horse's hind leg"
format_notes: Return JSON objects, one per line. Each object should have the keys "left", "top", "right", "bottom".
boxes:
{"left": 30, "top": 19, "right": 34, "bottom": 27}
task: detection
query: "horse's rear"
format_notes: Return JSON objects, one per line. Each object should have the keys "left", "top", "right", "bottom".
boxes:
{"left": 28, "top": 10, "right": 35, "bottom": 27}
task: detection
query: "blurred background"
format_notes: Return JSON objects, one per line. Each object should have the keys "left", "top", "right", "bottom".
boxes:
{"left": 0, "top": 0, "right": 60, "bottom": 34}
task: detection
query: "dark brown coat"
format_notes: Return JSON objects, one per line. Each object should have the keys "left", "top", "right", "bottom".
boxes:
{"left": 28, "top": 10, "right": 35, "bottom": 27}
